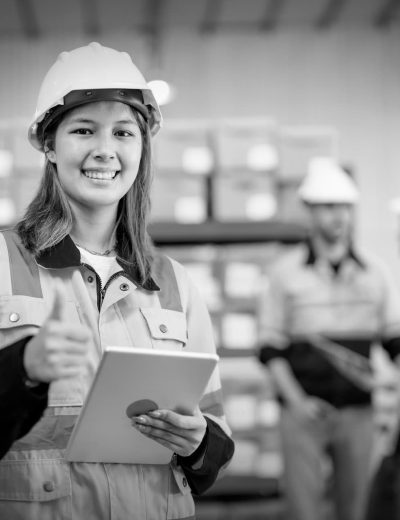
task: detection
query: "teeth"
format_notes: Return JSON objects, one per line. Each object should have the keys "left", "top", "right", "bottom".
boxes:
{"left": 83, "top": 170, "right": 117, "bottom": 180}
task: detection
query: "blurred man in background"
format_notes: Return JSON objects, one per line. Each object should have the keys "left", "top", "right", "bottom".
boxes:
{"left": 257, "top": 157, "right": 400, "bottom": 520}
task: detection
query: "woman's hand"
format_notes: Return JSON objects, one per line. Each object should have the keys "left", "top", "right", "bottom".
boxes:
{"left": 131, "top": 406, "right": 207, "bottom": 458}
{"left": 23, "top": 286, "right": 91, "bottom": 383}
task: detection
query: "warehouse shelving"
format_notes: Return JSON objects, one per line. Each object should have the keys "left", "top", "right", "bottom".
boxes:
{"left": 149, "top": 220, "right": 306, "bottom": 500}
{"left": 148, "top": 219, "right": 306, "bottom": 246}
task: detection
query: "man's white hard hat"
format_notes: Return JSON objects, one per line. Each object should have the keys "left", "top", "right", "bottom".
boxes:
{"left": 298, "top": 157, "right": 359, "bottom": 204}
{"left": 28, "top": 42, "right": 162, "bottom": 151}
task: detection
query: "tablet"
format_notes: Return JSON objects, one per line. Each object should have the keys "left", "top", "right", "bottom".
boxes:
{"left": 65, "top": 346, "right": 219, "bottom": 464}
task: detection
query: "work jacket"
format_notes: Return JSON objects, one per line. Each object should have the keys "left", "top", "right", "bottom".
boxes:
{"left": 0, "top": 230, "right": 233, "bottom": 520}
{"left": 258, "top": 240, "right": 400, "bottom": 407}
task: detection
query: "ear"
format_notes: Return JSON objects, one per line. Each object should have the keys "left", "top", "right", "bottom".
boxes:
{"left": 45, "top": 148, "right": 57, "bottom": 163}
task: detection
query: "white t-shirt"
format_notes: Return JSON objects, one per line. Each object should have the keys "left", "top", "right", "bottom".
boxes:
{"left": 78, "top": 247, "right": 120, "bottom": 287}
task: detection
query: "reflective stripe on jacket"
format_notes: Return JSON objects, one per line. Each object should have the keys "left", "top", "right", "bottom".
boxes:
{"left": 0, "top": 230, "right": 231, "bottom": 520}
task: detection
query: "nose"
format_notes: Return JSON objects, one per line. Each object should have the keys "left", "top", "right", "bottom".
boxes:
{"left": 333, "top": 205, "right": 351, "bottom": 218}
{"left": 91, "top": 134, "right": 116, "bottom": 161}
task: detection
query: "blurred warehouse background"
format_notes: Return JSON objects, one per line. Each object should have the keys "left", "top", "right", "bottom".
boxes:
{"left": 1, "top": 0, "right": 400, "bottom": 518}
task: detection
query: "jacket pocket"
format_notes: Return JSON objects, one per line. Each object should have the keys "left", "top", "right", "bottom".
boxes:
{"left": 0, "top": 456, "right": 72, "bottom": 520}
{"left": 167, "top": 464, "right": 195, "bottom": 519}
{"left": 140, "top": 308, "right": 188, "bottom": 350}
{"left": 0, "top": 295, "right": 47, "bottom": 348}
{"left": 0, "top": 295, "right": 81, "bottom": 349}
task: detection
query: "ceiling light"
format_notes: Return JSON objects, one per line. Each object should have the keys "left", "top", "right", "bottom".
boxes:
{"left": 148, "top": 79, "right": 175, "bottom": 106}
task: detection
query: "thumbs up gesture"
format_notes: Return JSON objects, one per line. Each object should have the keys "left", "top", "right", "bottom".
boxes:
{"left": 23, "top": 284, "right": 91, "bottom": 383}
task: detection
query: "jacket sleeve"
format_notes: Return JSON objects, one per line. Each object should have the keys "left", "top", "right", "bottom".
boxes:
{"left": 171, "top": 259, "right": 235, "bottom": 494}
{"left": 0, "top": 337, "right": 49, "bottom": 459}
{"left": 258, "top": 342, "right": 287, "bottom": 365}
{"left": 178, "top": 416, "right": 235, "bottom": 495}
{"left": 375, "top": 258, "right": 400, "bottom": 360}
{"left": 256, "top": 266, "right": 290, "bottom": 365}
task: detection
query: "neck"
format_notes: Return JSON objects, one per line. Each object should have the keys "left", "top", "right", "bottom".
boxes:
{"left": 70, "top": 205, "right": 118, "bottom": 253}
{"left": 312, "top": 235, "right": 349, "bottom": 263}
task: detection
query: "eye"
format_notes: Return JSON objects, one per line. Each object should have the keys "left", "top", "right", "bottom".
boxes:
{"left": 72, "top": 128, "right": 92, "bottom": 135}
{"left": 114, "top": 130, "right": 135, "bottom": 138}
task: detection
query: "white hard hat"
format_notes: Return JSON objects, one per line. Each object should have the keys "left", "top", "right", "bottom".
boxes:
{"left": 28, "top": 42, "right": 162, "bottom": 151}
{"left": 298, "top": 157, "right": 359, "bottom": 204}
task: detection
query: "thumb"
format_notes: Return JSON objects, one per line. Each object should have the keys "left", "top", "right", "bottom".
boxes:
{"left": 48, "top": 283, "right": 66, "bottom": 322}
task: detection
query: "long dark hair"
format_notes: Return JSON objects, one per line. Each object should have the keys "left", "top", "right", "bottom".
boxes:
{"left": 17, "top": 107, "right": 154, "bottom": 284}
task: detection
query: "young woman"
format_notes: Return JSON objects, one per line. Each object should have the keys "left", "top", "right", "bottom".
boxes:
{"left": 0, "top": 42, "right": 234, "bottom": 519}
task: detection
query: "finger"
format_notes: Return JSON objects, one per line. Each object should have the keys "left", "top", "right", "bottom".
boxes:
{"left": 48, "top": 282, "right": 66, "bottom": 322}
{"left": 133, "top": 422, "right": 184, "bottom": 448}
{"left": 53, "top": 323, "right": 91, "bottom": 343}
{"left": 132, "top": 416, "right": 181, "bottom": 438}
{"left": 148, "top": 410, "right": 190, "bottom": 428}
{"left": 53, "top": 366, "right": 86, "bottom": 379}
{"left": 132, "top": 421, "right": 199, "bottom": 457}
{"left": 145, "top": 432, "right": 182, "bottom": 453}
{"left": 43, "top": 336, "right": 89, "bottom": 356}
{"left": 40, "top": 359, "right": 85, "bottom": 380}
{"left": 132, "top": 416, "right": 200, "bottom": 447}
{"left": 57, "top": 351, "right": 88, "bottom": 365}
{"left": 44, "top": 354, "right": 86, "bottom": 373}
{"left": 144, "top": 431, "right": 196, "bottom": 458}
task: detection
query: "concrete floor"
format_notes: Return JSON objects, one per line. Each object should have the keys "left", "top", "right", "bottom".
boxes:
{"left": 195, "top": 497, "right": 336, "bottom": 520}
{"left": 195, "top": 498, "right": 286, "bottom": 520}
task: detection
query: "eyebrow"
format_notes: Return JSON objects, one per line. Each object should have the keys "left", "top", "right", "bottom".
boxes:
{"left": 66, "top": 117, "right": 137, "bottom": 125}
{"left": 116, "top": 119, "right": 138, "bottom": 125}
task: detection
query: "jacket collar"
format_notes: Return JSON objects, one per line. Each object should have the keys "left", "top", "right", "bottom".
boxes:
{"left": 304, "top": 237, "right": 366, "bottom": 269}
{"left": 36, "top": 235, "right": 159, "bottom": 291}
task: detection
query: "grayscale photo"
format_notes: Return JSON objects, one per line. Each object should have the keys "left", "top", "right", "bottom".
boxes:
{"left": 0, "top": 1, "right": 400, "bottom": 519}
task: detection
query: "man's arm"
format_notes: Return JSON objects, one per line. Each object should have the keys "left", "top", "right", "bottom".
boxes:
{"left": 267, "top": 356, "right": 307, "bottom": 406}
{"left": 259, "top": 348, "right": 333, "bottom": 420}
{"left": 257, "top": 266, "right": 334, "bottom": 420}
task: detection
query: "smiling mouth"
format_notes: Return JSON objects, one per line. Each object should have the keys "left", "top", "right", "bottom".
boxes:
{"left": 82, "top": 170, "right": 119, "bottom": 180}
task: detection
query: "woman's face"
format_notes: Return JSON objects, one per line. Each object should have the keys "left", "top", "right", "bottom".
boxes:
{"left": 47, "top": 101, "right": 143, "bottom": 213}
